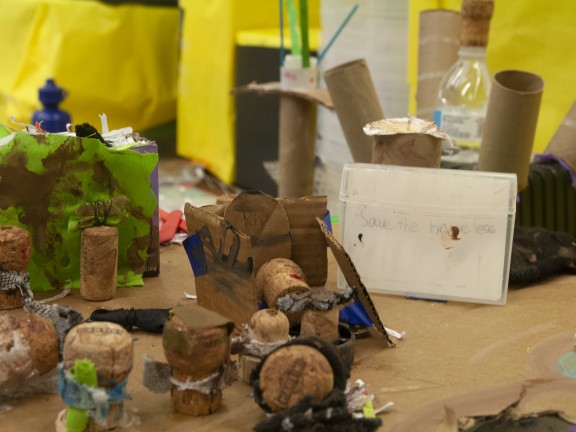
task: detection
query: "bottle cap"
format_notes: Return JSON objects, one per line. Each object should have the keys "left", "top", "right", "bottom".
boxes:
{"left": 38, "top": 78, "right": 66, "bottom": 105}
{"left": 460, "top": 0, "right": 494, "bottom": 47}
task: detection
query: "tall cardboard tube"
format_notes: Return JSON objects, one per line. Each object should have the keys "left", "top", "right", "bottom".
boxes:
{"left": 324, "top": 59, "right": 384, "bottom": 163}
{"left": 80, "top": 226, "right": 118, "bottom": 301}
{"left": 416, "top": 9, "right": 461, "bottom": 120}
{"left": 478, "top": 70, "right": 545, "bottom": 190}
{"left": 278, "top": 95, "right": 317, "bottom": 198}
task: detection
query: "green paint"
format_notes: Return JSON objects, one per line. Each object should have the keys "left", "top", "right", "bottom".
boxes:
{"left": 556, "top": 351, "right": 576, "bottom": 379}
{"left": 65, "top": 359, "right": 98, "bottom": 432}
{"left": 0, "top": 132, "right": 157, "bottom": 291}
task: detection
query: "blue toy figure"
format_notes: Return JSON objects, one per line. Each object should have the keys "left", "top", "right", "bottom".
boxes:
{"left": 32, "top": 78, "right": 71, "bottom": 132}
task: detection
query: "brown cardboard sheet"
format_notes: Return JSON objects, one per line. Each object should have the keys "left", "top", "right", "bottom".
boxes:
{"left": 2, "top": 241, "right": 576, "bottom": 431}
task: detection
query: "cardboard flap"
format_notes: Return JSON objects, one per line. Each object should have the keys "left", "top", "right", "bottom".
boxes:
{"left": 279, "top": 196, "right": 328, "bottom": 287}
{"left": 224, "top": 191, "right": 291, "bottom": 275}
{"left": 231, "top": 81, "right": 333, "bottom": 108}
{"left": 184, "top": 202, "right": 257, "bottom": 328}
{"left": 316, "top": 217, "right": 394, "bottom": 347}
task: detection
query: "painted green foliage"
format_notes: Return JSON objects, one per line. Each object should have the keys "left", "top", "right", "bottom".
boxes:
{"left": 0, "top": 132, "right": 158, "bottom": 291}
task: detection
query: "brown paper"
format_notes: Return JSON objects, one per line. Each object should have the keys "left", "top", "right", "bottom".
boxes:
{"left": 365, "top": 117, "right": 446, "bottom": 168}
{"left": 278, "top": 94, "right": 317, "bottom": 197}
{"left": 478, "top": 70, "right": 545, "bottom": 190}
{"left": 416, "top": 10, "right": 461, "bottom": 120}
{"left": 80, "top": 226, "right": 118, "bottom": 301}
{"left": 544, "top": 100, "right": 576, "bottom": 172}
{"left": 390, "top": 379, "right": 576, "bottom": 432}
{"left": 323, "top": 59, "right": 385, "bottom": 163}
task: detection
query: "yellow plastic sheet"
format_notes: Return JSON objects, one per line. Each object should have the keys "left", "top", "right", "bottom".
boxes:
{"left": 0, "top": 0, "right": 179, "bottom": 132}
{"left": 177, "top": 0, "right": 320, "bottom": 184}
{"left": 409, "top": 0, "right": 576, "bottom": 153}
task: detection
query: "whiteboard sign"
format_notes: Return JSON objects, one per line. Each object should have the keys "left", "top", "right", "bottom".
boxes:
{"left": 338, "top": 163, "right": 517, "bottom": 304}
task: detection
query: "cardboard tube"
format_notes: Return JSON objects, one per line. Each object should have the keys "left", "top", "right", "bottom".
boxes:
{"left": 80, "top": 226, "right": 118, "bottom": 301}
{"left": 324, "top": 59, "right": 384, "bottom": 163}
{"left": 544, "top": 100, "right": 576, "bottom": 173}
{"left": 416, "top": 9, "right": 461, "bottom": 120}
{"left": 278, "top": 94, "right": 317, "bottom": 198}
{"left": 365, "top": 117, "right": 446, "bottom": 168}
{"left": 478, "top": 70, "right": 545, "bottom": 190}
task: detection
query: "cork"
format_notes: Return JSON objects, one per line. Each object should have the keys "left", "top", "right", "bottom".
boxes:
{"left": 255, "top": 258, "right": 310, "bottom": 308}
{"left": 459, "top": 0, "right": 494, "bottom": 47}
{"left": 63, "top": 322, "right": 133, "bottom": 431}
{"left": 0, "top": 225, "right": 32, "bottom": 272}
{"left": 80, "top": 226, "right": 118, "bottom": 301}
{"left": 0, "top": 312, "right": 59, "bottom": 387}
{"left": 162, "top": 311, "right": 231, "bottom": 416}
{"left": 300, "top": 306, "right": 340, "bottom": 342}
{"left": 257, "top": 344, "right": 334, "bottom": 412}
{"left": 249, "top": 308, "right": 290, "bottom": 344}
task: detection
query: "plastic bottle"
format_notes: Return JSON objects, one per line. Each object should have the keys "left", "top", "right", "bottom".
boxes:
{"left": 434, "top": 0, "right": 494, "bottom": 163}
{"left": 31, "top": 78, "right": 71, "bottom": 132}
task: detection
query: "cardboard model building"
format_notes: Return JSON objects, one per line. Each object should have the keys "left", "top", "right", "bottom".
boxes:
{"left": 183, "top": 191, "right": 393, "bottom": 346}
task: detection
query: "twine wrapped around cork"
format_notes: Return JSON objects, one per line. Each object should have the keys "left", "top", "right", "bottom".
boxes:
{"left": 162, "top": 305, "right": 234, "bottom": 416}
{"left": 0, "top": 225, "right": 32, "bottom": 310}
{"left": 69, "top": 197, "right": 128, "bottom": 301}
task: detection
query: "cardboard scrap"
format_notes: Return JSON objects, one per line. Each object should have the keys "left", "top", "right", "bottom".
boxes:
{"left": 316, "top": 217, "right": 394, "bottom": 347}
{"left": 231, "top": 81, "right": 333, "bottom": 109}
{"left": 390, "top": 379, "right": 576, "bottom": 432}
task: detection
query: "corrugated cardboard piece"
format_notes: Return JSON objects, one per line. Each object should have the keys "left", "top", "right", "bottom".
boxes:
{"left": 184, "top": 192, "right": 327, "bottom": 327}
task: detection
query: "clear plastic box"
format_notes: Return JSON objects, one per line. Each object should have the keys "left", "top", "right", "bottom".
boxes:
{"left": 338, "top": 163, "right": 517, "bottom": 304}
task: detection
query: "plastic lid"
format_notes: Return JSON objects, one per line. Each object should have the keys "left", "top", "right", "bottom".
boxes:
{"left": 38, "top": 78, "right": 66, "bottom": 105}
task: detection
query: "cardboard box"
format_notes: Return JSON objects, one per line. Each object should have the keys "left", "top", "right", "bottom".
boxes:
{"left": 184, "top": 192, "right": 327, "bottom": 328}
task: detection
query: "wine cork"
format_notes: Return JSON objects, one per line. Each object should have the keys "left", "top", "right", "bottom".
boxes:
{"left": 252, "top": 336, "right": 349, "bottom": 413}
{"left": 300, "top": 305, "right": 340, "bottom": 342}
{"left": 0, "top": 226, "right": 32, "bottom": 310}
{"left": 255, "top": 258, "right": 310, "bottom": 308}
{"left": 0, "top": 225, "right": 32, "bottom": 272}
{"left": 162, "top": 306, "right": 232, "bottom": 416}
{"left": 63, "top": 321, "right": 133, "bottom": 431}
{"left": 0, "top": 312, "right": 59, "bottom": 387}
{"left": 460, "top": 0, "right": 494, "bottom": 47}
{"left": 249, "top": 308, "right": 290, "bottom": 344}
{"left": 80, "top": 226, "right": 118, "bottom": 301}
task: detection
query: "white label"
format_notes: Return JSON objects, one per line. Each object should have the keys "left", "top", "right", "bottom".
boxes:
{"left": 434, "top": 108, "right": 485, "bottom": 145}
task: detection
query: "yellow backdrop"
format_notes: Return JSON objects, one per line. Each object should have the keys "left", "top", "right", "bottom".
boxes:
{"left": 0, "top": 0, "right": 179, "bottom": 132}
{"left": 409, "top": 0, "right": 576, "bottom": 154}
